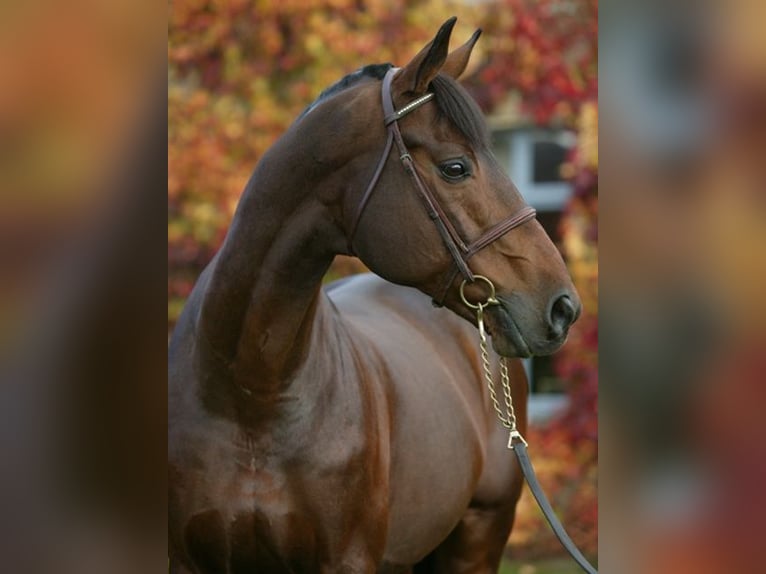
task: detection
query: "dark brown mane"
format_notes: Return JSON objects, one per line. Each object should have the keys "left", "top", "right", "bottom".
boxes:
{"left": 300, "top": 65, "right": 490, "bottom": 152}
{"left": 299, "top": 63, "right": 393, "bottom": 120}
{"left": 431, "top": 73, "right": 491, "bottom": 151}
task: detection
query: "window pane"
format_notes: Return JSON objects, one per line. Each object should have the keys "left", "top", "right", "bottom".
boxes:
{"left": 532, "top": 355, "right": 568, "bottom": 394}
{"left": 533, "top": 140, "right": 568, "bottom": 183}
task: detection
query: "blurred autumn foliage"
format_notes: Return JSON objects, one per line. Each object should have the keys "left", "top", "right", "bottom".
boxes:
{"left": 169, "top": 0, "right": 597, "bottom": 560}
{"left": 511, "top": 103, "right": 598, "bottom": 559}
{"left": 168, "top": 0, "right": 482, "bottom": 324}
{"left": 469, "top": 0, "right": 597, "bottom": 124}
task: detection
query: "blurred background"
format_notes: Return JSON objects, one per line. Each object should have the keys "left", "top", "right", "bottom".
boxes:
{"left": 600, "top": 0, "right": 766, "bottom": 572}
{"left": 0, "top": 1, "right": 165, "bottom": 573}
{"left": 168, "top": 0, "right": 597, "bottom": 571}
{"left": 3, "top": 0, "right": 763, "bottom": 572}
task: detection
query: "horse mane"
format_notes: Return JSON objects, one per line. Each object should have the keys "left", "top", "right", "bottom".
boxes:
{"left": 298, "top": 63, "right": 394, "bottom": 120}
{"left": 430, "top": 74, "right": 491, "bottom": 151}
{"left": 299, "top": 63, "right": 490, "bottom": 151}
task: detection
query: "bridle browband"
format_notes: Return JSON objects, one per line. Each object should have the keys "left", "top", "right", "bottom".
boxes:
{"left": 347, "top": 67, "right": 537, "bottom": 306}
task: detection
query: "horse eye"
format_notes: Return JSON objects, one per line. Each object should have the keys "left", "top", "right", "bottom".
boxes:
{"left": 440, "top": 160, "right": 468, "bottom": 181}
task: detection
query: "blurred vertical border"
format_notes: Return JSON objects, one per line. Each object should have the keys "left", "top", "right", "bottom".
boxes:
{"left": 0, "top": 1, "right": 167, "bottom": 572}
{"left": 600, "top": 0, "right": 766, "bottom": 572}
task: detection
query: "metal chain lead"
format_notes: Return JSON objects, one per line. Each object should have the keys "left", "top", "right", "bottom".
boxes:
{"left": 477, "top": 304, "right": 512, "bottom": 428}
{"left": 461, "top": 276, "right": 528, "bottom": 449}
{"left": 462, "top": 285, "right": 594, "bottom": 572}
{"left": 477, "top": 305, "right": 528, "bottom": 449}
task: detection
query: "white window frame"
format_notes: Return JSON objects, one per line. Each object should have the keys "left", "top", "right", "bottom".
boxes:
{"left": 492, "top": 127, "right": 576, "bottom": 425}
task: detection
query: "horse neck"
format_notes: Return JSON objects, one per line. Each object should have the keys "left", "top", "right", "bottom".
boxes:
{"left": 197, "top": 123, "right": 348, "bottom": 401}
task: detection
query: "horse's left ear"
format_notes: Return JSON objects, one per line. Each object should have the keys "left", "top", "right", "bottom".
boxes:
{"left": 393, "top": 17, "right": 457, "bottom": 96}
{"left": 441, "top": 29, "right": 481, "bottom": 80}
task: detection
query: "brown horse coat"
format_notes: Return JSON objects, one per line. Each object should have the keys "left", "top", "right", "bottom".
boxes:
{"left": 169, "top": 18, "right": 579, "bottom": 573}
{"left": 170, "top": 274, "right": 527, "bottom": 572}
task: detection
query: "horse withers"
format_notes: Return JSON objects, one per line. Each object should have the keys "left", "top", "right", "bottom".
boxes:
{"left": 169, "top": 17, "right": 580, "bottom": 574}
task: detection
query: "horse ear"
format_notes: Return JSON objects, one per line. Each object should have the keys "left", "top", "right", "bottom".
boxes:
{"left": 441, "top": 29, "right": 481, "bottom": 80}
{"left": 393, "top": 17, "right": 457, "bottom": 96}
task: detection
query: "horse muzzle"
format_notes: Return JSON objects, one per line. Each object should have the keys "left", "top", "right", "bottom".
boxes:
{"left": 487, "top": 293, "right": 580, "bottom": 358}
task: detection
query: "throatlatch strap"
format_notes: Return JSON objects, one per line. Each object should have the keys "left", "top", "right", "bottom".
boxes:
{"left": 347, "top": 128, "right": 394, "bottom": 253}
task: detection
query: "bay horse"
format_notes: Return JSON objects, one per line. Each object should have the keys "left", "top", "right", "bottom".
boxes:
{"left": 169, "top": 17, "right": 580, "bottom": 574}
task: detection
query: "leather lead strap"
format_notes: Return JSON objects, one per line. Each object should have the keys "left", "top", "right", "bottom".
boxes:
{"left": 513, "top": 441, "right": 598, "bottom": 574}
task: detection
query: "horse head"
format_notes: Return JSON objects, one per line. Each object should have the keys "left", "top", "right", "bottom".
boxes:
{"left": 308, "top": 18, "right": 581, "bottom": 358}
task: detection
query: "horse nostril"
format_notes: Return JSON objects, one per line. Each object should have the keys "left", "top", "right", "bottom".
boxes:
{"left": 549, "top": 294, "right": 578, "bottom": 338}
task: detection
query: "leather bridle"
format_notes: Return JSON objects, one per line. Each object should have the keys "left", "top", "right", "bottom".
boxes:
{"left": 347, "top": 67, "right": 537, "bottom": 306}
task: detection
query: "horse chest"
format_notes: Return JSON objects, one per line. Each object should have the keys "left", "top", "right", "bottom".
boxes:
{"left": 174, "top": 412, "right": 383, "bottom": 572}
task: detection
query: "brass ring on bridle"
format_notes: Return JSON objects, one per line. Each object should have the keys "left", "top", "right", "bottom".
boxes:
{"left": 459, "top": 275, "right": 499, "bottom": 310}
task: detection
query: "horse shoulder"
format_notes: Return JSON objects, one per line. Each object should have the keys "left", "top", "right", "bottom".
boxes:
{"left": 327, "top": 275, "right": 497, "bottom": 563}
